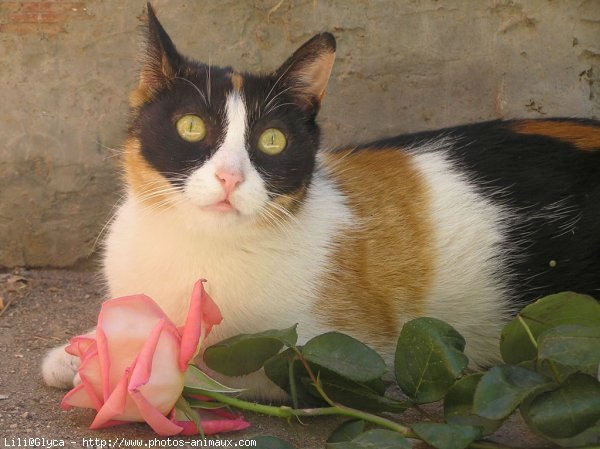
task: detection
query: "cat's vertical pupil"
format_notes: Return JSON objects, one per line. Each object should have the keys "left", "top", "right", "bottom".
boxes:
{"left": 176, "top": 115, "right": 206, "bottom": 142}
{"left": 257, "top": 128, "right": 287, "bottom": 155}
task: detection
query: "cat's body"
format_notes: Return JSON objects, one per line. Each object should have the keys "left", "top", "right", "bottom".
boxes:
{"left": 43, "top": 5, "right": 600, "bottom": 399}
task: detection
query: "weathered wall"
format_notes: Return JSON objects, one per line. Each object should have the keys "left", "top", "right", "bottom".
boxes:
{"left": 0, "top": 0, "right": 598, "bottom": 268}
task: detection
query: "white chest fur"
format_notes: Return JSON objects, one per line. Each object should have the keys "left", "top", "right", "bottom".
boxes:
{"left": 103, "top": 172, "right": 352, "bottom": 348}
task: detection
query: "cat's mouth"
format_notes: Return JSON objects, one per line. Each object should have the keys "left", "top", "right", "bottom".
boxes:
{"left": 202, "top": 199, "right": 237, "bottom": 214}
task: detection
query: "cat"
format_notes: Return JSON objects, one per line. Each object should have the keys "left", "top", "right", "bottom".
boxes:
{"left": 43, "top": 4, "right": 600, "bottom": 400}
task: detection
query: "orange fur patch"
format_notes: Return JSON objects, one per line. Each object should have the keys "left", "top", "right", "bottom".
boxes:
{"left": 230, "top": 72, "right": 244, "bottom": 93}
{"left": 129, "top": 86, "right": 153, "bottom": 109}
{"left": 316, "top": 149, "right": 434, "bottom": 350}
{"left": 122, "top": 137, "right": 175, "bottom": 206}
{"left": 254, "top": 185, "right": 308, "bottom": 230}
{"left": 272, "top": 185, "right": 307, "bottom": 213}
{"left": 513, "top": 120, "right": 600, "bottom": 151}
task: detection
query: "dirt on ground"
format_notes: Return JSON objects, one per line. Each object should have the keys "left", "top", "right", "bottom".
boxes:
{"left": 0, "top": 269, "right": 552, "bottom": 449}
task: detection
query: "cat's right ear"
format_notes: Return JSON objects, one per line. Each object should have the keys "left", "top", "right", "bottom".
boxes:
{"left": 139, "top": 3, "right": 182, "bottom": 92}
{"left": 274, "top": 33, "right": 336, "bottom": 114}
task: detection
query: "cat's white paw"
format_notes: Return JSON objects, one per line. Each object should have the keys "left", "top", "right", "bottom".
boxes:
{"left": 42, "top": 345, "right": 80, "bottom": 389}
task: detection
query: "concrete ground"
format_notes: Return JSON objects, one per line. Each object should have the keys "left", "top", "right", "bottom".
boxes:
{"left": 0, "top": 270, "right": 552, "bottom": 448}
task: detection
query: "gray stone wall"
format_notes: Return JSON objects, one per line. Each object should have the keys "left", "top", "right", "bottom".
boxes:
{"left": 0, "top": 0, "right": 598, "bottom": 268}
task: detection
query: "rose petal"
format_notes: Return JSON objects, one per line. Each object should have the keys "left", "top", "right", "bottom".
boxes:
{"left": 170, "top": 408, "right": 250, "bottom": 436}
{"left": 98, "top": 294, "right": 178, "bottom": 396}
{"left": 79, "top": 373, "right": 104, "bottom": 410}
{"left": 178, "top": 281, "right": 204, "bottom": 370}
{"left": 88, "top": 419, "right": 130, "bottom": 430}
{"left": 173, "top": 419, "right": 203, "bottom": 436}
{"left": 94, "top": 321, "right": 111, "bottom": 402}
{"left": 91, "top": 368, "right": 131, "bottom": 429}
{"left": 129, "top": 389, "right": 183, "bottom": 436}
{"left": 201, "top": 417, "right": 251, "bottom": 435}
{"left": 78, "top": 348, "right": 103, "bottom": 403}
{"left": 129, "top": 319, "right": 167, "bottom": 390}
{"left": 199, "top": 282, "right": 223, "bottom": 334}
{"left": 128, "top": 317, "right": 185, "bottom": 416}
{"left": 65, "top": 335, "right": 96, "bottom": 358}
{"left": 61, "top": 384, "right": 96, "bottom": 410}
{"left": 61, "top": 346, "right": 103, "bottom": 412}
{"left": 209, "top": 408, "right": 246, "bottom": 420}
{"left": 179, "top": 280, "right": 223, "bottom": 371}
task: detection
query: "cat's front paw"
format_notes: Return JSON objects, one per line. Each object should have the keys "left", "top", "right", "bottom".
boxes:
{"left": 42, "top": 345, "right": 80, "bottom": 389}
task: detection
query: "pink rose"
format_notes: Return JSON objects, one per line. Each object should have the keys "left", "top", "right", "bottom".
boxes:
{"left": 61, "top": 280, "right": 248, "bottom": 436}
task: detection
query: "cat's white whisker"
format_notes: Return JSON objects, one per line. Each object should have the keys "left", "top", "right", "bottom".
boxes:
{"left": 95, "top": 140, "right": 124, "bottom": 160}
{"left": 205, "top": 55, "right": 212, "bottom": 106}
{"left": 91, "top": 193, "right": 129, "bottom": 254}
{"left": 174, "top": 76, "right": 207, "bottom": 105}
{"left": 258, "top": 204, "right": 296, "bottom": 236}
{"left": 267, "top": 200, "right": 301, "bottom": 225}
{"left": 264, "top": 86, "right": 294, "bottom": 113}
{"left": 265, "top": 102, "right": 296, "bottom": 115}
{"left": 262, "top": 63, "right": 295, "bottom": 110}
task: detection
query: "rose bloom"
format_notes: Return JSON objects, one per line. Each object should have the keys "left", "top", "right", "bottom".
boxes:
{"left": 61, "top": 280, "right": 249, "bottom": 436}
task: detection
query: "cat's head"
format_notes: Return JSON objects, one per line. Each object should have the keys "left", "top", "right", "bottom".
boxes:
{"left": 123, "top": 4, "right": 335, "bottom": 230}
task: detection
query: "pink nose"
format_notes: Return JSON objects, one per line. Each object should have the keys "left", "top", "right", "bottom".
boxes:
{"left": 215, "top": 168, "right": 244, "bottom": 196}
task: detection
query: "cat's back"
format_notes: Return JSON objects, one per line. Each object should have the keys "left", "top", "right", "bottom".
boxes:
{"left": 320, "top": 118, "right": 600, "bottom": 316}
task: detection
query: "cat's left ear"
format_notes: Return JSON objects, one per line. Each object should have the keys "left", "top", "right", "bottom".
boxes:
{"left": 139, "top": 3, "right": 182, "bottom": 92}
{"left": 274, "top": 33, "right": 336, "bottom": 113}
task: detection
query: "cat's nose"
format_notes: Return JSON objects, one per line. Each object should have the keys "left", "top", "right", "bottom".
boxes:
{"left": 215, "top": 168, "right": 244, "bottom": 196}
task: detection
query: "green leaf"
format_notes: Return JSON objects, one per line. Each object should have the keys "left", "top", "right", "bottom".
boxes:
{"left": 500, "top": 292, "right": 600, "bottom": 364}
{"left": 472, "top": 365, "right": 554, "bottom": 420}
{"left": 265, "top": 348, "right": 407, "bottom": 412}
{"left": 444, "top": 374, "right": 503, "bottom": 435}
{"left": 186, "top": 397, "right": 226, "bottom": 409}
{"left": 183, "top": 364, "right": 245, "bottom": 395}
{"left": 538, "top": 324, "right": 600, "bottom": 369}
{"left": 203, "top": 325, "right": 298, "bottom": 376}
{"left": 548, "top": 422, "right": 600, "bottom": 448}
{"left": 394, "top": 317, "right": 468, "bottom": 403}
{"left": 412, "top": 422, "right": 481, "bottom": 449}
{"left": 302, "top": 332, "right": 387, "bottom": 383}
{"left": 518, "top": 359, "right": 577, "bottom": 382}
{"left": 327, "top": 420, "right": 365, "bottom": 443}
{"left": 326, "top": 429, "right": 411, "bottom": 449}
{"left": 264, "top": 349, "right": 325, "bottom": 408}
{"left": 174, "top": 396, "right": 204, "bottom": 437}
{"left": 306, "top": 374, "right": 410, "bottom": 413}
{"left": 521, "top": 373, "right": 600, "bottom": 440}
{"left": 263, "top": 348, "right": 296, "bottom": 389}
{"left": 252, "top": 436, "right": 297, "bottom": 449}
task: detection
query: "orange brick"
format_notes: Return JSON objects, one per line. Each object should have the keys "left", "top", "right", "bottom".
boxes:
{"left": 20, "top": 2, "right": 87, "bottom": 14}
{"left": 0, "top": 3, "right": 23, "bottom": 14}
{"left": 10, "top": 12, "right": 70, "bottom": 23}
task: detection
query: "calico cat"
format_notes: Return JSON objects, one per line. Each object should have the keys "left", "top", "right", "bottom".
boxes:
{"left": 43, "top": 4, "right": 600, "bottom": 400}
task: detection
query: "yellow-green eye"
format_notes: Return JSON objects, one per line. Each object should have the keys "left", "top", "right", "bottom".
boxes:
{"left": 176, "top": 115, "right": 206, "bottom": 142}
{"left": 258, "top": 128, "right": 287, "bottom": 155}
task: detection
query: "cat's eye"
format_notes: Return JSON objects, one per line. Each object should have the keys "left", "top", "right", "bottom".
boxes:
{"left": 257, "top": 128, "right": 287, "bottom": 155}
{"left": 176, "top": 115, "right": 206, "bottom": 142}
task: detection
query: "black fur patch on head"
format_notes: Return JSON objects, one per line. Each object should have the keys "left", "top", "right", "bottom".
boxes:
{"left": 131, "top": 66, "right": 233, "bottom": 185}
{"left": 241, "top": 72, "right": 321, "bottom": 197}
{"left": 131, "top": 5, "right": 336, "bottom": 201}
